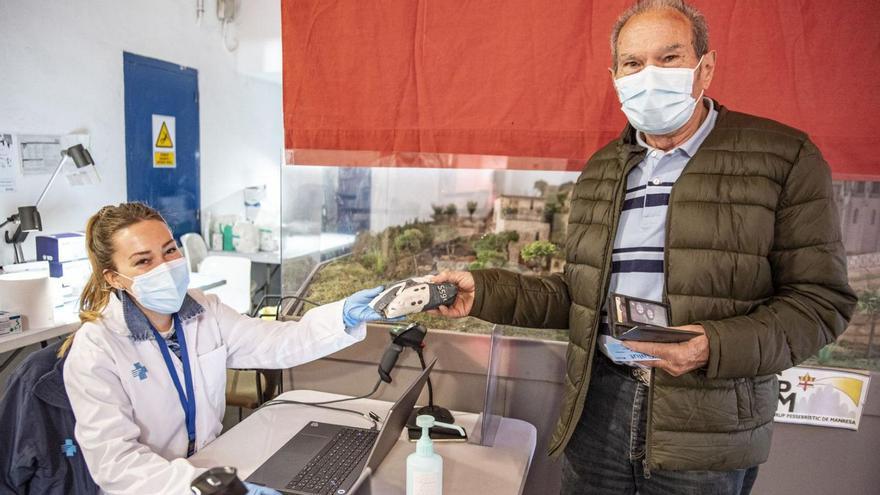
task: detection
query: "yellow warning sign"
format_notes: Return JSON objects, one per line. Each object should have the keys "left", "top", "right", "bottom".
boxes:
{"left": 152, "top": 114, "right": 176, "bottom": 168}
{"left": 154, "top": 152, "right": 175, "bottom": 167}
{"left": 155, "top": 122, "right": 174, "bottom": 148}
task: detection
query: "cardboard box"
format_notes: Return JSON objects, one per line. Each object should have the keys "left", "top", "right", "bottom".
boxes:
{"left": 36, "top": 232, "right": 87, "bottom": 263}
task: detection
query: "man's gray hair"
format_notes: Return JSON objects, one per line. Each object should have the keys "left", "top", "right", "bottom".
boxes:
{"left": 610, "top": 0, "right": 709, "bottom": 71}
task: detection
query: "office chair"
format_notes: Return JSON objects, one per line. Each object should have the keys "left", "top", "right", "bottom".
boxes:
{"left": 179, "top": 233, "right": 209, "bottom": 273}
{"left": 225, "top": 295, "right": 284, "bottom": 421}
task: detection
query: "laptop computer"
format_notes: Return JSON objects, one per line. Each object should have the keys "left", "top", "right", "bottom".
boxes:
{"left": 246, "top": 359, "right": 437, "bottom": 495}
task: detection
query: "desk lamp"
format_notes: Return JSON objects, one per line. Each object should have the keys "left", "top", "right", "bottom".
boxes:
{"left": 2, "top": 144, "right": 95, "bottom": 263}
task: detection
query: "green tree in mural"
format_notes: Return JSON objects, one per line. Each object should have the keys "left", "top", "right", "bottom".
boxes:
{"left": 858, "top": 288, "right": 880, "bottom": 359}
{"left": 533, "top": 179, "right": 548, "bottom": 196}
{"left": 466, "top": 200, "right": 478, "bottom": 220}
{"left": 475, "top": 231, "right": 519, "bottom": 258}
{"left": 544, "top": 202, "right": 560, "bottom": 223}
{"left": 476, "top": 249, "right": 508, "bottom": 267}
{"left": 431, "top": 204, "right": 446, "bottom": 223}
{"left": 444, "top": 203, "right": 458, "bottom": 218}
{"left": 468, "top": 231, "right": 520, "bottom": 270}
{"left": 521, "top": 240, "right": 558, "bottom": 271}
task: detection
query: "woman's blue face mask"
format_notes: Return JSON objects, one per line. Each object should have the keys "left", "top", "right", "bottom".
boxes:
{"left": 116, "top": 257, "right": 190, "bottom": 314}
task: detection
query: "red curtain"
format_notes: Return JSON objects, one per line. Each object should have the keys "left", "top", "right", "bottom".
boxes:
{"left": 282, "top": 0, "right": 880, "bottom": 179}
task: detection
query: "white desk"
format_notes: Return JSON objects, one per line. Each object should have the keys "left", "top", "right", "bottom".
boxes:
{"left": 190, "top": 272, "right": 228, "bottom": 292}
{"left": 0, "top": 273, "right": 226, "bottom": 355}
{"left": 0, "top": 304, "right": 80, "bottom": 355}
{"left": 191, "top": 390, "right": 537, "bottom": 495}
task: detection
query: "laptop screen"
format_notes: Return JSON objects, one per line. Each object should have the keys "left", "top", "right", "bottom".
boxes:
{"left": 364, "top": 358, "right": 436, "bottom": 472}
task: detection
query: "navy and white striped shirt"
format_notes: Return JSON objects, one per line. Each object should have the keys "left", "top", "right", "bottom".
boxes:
{"left": 606, "top": 98, "right": 718, "bottom": 315}
{"left": 158, "top": 327, "right": 183, "bottom": 360}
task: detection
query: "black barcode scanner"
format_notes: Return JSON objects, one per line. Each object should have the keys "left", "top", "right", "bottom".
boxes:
{"left": 378, "top": 323, "right": 427, "bottom": 383}
{"left": 190, "top": 467, "right": 247, "bottom": 495}
{"left": 376, "top": 322, "right": 455, "bottom": 425}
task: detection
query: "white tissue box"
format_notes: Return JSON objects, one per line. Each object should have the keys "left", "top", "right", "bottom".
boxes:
{"left": 48, "top": 259, "right": 92, "bottom": 286}
{"left": 0, "top": 311, "right": 23, "bottom": 336}
{"left": 36, "top": 232, "right": 87, "bottom": 263}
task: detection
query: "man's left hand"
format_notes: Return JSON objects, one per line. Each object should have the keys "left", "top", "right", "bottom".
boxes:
{"left": 621, "top": 324, "right": 709, "bottom": 377}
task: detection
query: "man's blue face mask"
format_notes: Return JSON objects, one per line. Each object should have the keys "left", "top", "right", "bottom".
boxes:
{"left": 613, "top": 56, "right": 704, "bottom": 136}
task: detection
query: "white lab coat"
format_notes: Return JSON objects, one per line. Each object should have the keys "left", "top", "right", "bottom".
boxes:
{"left": 63, "top": 290, "right": 365, "bottom": 495}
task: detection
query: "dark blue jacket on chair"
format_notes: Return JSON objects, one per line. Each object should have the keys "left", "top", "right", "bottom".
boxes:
{"left": 0, "top": 340, "right": 98, "bottom": 494}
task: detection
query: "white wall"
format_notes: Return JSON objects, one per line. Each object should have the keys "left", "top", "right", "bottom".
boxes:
{"left": 0, "top": 0, "right": 283, "bottom": 266}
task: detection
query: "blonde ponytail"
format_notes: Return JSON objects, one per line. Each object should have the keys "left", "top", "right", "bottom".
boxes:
{"left": 58, "top": 202, "right": 165, "bottom": 357}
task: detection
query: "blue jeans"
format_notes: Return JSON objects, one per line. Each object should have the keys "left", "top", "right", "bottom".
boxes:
{"left": 561, "top": 353, "right": 759, "bottom": 495}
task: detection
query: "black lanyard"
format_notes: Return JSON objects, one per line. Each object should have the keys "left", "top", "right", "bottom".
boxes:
{"left": 150, "top": 315, "right": 197, "bottom": 457}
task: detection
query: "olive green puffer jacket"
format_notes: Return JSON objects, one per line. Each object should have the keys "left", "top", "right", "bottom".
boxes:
{"left": 468, "top": 102, "right": 857, "bottom": 471}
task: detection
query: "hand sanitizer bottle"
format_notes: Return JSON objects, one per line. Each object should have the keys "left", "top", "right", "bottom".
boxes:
{"left": 406, "top": 415, "right": 465, "bottom": 495}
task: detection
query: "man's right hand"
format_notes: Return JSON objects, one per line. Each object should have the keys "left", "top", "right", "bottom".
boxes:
{"left": 429, "top": 271, "right": 475, "bottom": 318}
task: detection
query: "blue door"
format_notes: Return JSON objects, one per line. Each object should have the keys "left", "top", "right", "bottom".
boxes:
{"left": 123, "top": 52, "right": 200, "bottom": 237}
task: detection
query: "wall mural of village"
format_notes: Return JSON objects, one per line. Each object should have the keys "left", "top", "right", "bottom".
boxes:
{"left": 282, "top": 167, "right": 880, "bottom": 371}
{"left": 300, "top": 178, "right": 575, "bottom": 342}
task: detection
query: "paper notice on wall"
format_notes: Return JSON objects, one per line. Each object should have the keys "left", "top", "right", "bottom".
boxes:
{"left": 152, "top": 114, "right": 176, "bottom": 168}
{"left": 19, "top": 134, "right": 63, "bottom": 175}
{"left": 775, "top": 366, "right": 871, "bottom": 430}
{"left": 0, "top": 133, "right": 17, "bottom": 192}
{"left": 65, "top": 160, "right": 101, "bottom": 186}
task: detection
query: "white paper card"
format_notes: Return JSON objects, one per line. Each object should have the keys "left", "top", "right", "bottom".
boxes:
{"left": 598, "top": 334, "right": 660, "bottom": 365}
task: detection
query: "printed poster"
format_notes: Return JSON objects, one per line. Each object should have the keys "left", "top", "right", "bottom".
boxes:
{"left": 0, "top": 133, "right": 16, "bottom": 192}
{"left": 776, "top": 366, "right": 871, "bottom": 430}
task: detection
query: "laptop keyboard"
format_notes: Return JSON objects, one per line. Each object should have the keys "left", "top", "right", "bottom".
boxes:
{"left": 285, "top": 427, "right": 379, "bottom": 495}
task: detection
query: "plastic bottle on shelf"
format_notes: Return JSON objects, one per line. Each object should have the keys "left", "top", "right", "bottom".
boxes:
{"left": 222, "top": 224, "right": 234, "bottom": 251}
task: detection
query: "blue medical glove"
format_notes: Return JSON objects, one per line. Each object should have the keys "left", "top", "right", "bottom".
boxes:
{"left": 343, "top": 286, "right": 405, "bottom": 328}
{"left": 244, "top": 482, "right": 281, "bottom": 495}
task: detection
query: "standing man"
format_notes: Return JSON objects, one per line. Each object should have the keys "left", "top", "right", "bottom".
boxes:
{"left": 432, "top": 0, "right": 856, "bottom": 493}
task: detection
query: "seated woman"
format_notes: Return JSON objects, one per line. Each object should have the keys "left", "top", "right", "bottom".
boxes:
{"left": 61, "top": 202, "right": 388, "bottom": 495}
